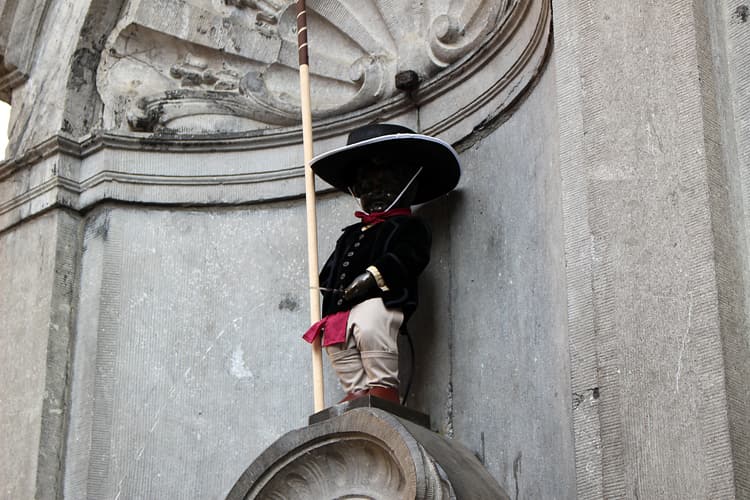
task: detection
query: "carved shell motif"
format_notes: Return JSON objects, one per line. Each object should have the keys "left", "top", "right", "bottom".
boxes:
{"left": 97, "top": 0, "right": 518, "bottom": 133}
{"left": 232, "top": 435, "right": 456, "bottom": 499}
{"left": 251, "top": 438, "right": 408, "bottom": 499}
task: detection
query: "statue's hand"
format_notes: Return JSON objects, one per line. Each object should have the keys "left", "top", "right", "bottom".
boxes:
{"left": 342, "top": 272, "right": 377, "bottom": 303}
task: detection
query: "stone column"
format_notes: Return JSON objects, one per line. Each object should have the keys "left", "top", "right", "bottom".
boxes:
{"left": 554, "top": 0, "right": 750, "bottom": 497}
{"left": 0, "top": 210, "right": 80, "bottom": 499}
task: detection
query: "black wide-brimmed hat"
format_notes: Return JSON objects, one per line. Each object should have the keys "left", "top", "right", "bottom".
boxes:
{"left": 310, "top": 123, "right": 461, "bottom": 205}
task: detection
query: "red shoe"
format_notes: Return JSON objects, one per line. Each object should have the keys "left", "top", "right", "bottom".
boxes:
{"left": 339, "top": 389, "right": 370, "bottom": 403}
{"left": 368, "top": 386, "right": 400, "bottom": 404}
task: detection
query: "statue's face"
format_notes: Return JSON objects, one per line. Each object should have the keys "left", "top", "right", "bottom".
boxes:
{"left": 352, "top": 162, "right": 417, "bottom": 212}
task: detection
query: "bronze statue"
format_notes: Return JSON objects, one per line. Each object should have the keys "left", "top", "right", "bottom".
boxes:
{"left": 303, "top": 123, "right": 461, "bottom": 404}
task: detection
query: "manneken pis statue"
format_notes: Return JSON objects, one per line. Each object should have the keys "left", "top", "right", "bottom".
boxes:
{"left": 303, "top": 123, "right": 461, "bottom": 404}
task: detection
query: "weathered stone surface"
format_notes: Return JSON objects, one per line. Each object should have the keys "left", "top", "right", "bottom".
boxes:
{"left": 64, "top": 203, "right": 321, "bottom": 499}
{"left": 227, "top": 407, "right": 509, "bottom": 500}
{"left": 705, "top": 3, "right": 750, "bottom": 496}
{"left": 403, "top": 54, "right": 575, "bottom": 500}
{"left": 3, "top": 0, "right": 93, "bottom": 155}
{"left": 554, "top": 0, "right": 749, "bottom": 497}
{"left": 0, "top": 0, "right": 51, "bottom": 100}
{"left": 0, "top": 209, "right": 80, "bottom": 500}
{"left": 0, "top": 213, "right": 56, "bottom": 500}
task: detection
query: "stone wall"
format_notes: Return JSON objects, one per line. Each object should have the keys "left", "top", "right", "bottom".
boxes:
{"left": 554, "top": 0, "right": 750, "bottom": 497}
{"left": 0, "top": 210, "right": 79, "bottom": 499}
{"left": 408, "top": 58, "right": 574, "bottom": 498}
{"left": 65, "top": 203, "right": 318, "bottom": 498}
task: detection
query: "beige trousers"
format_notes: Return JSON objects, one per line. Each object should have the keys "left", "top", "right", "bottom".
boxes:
{"left": 325, "top": 298, "right": 404, "bottom": 393}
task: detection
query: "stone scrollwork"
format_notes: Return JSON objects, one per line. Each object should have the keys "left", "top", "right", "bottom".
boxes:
{"left": 97, "top": 0, "right": 547, "bottom": 135}
{"left": 169, "top": 55, "right": 240, "bottom": 91}
{"left": 236, "top": 54, "right": 387, "bottom": 126}
{"left": 98, "top": 0, "right": 395, "bottom": 132}
{"left": 427, "top": 0, "right": 517, "bottom": 67}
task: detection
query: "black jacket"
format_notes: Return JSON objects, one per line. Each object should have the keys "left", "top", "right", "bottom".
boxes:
{"left": 320, "top": 215, "right": 431, "bottom": 319}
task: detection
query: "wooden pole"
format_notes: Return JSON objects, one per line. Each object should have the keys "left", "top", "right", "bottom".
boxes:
{"left": 296, "top": 0, "right": 325, "bottom": 412}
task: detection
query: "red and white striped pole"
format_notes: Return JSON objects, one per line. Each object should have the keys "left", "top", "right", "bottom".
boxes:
{"left": 296, "top": 0, "right": 325, "bottom": 412}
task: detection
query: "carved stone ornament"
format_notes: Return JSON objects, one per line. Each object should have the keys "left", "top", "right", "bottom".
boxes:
{"left": 226, "top": 408, "right": 510, "bottom": 500}
{"left": 0, "top": 0, "right": 549, "bottom": 232}
{"left": 96, "top": 0, "right": 546, "bottom": 134}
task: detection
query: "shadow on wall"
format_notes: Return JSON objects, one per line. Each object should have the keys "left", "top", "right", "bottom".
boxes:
{"left": 400, "top": 189, "right": 464, "bottom": 425}
{"left": 0, "top": 101, "right": 9, "bottom": 161}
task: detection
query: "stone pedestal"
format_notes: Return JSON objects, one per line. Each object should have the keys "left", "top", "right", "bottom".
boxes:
{"left": 226, "top": 407, "right": 509, "bottom": 500}
{"left": 309, "top": 394, "right": 431, "bottom": 428}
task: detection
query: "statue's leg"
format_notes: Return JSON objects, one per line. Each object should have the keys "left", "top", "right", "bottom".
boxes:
{"left": 361, "top": 351, "right": 399, "bottom": 389}
{"left": 326, "top": 333, "right": 368, "bottom": 394}
{"left": 349, "top": 298, "right": 404, "bottom": 395}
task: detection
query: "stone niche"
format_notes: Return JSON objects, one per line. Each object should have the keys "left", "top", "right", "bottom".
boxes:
{"left": 0, "top": 0, "right": 558, "bottom": 498}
